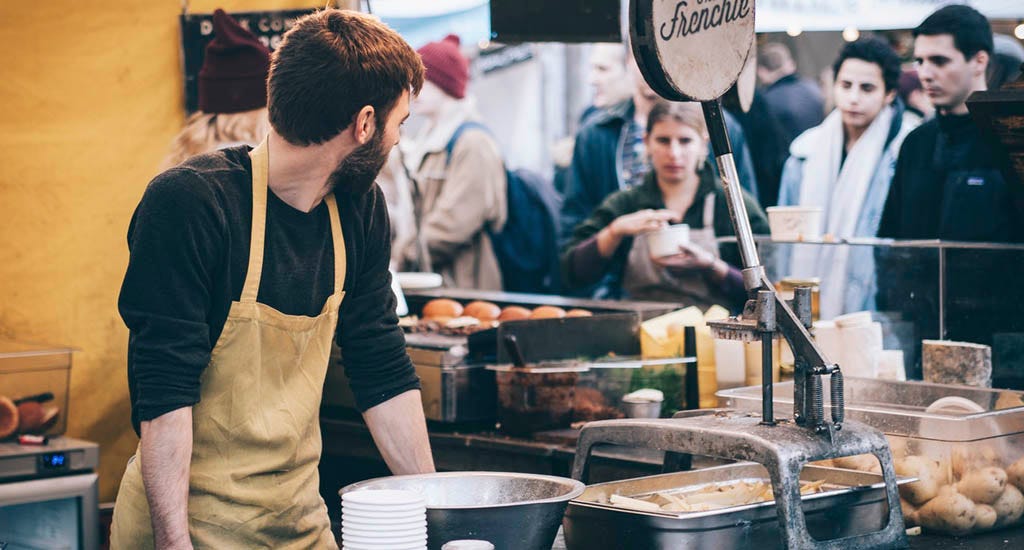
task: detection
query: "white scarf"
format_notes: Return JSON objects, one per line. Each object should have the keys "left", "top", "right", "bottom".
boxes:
{"left": 790, "top": 105, "right": 894, "bottom": 319}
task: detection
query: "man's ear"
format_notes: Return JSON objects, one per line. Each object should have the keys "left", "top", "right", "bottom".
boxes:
{"left": 353, "top": 105, "right": 376, "bottom": 145}
{"left": 885, "top": 89, "right": 897, "bottom": 105}
{"left": 972, "top": 50, "right": 990, "bottom": 76}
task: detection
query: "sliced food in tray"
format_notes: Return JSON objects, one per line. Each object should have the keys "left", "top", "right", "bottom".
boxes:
{"left": 599, "top": 478, "right": 830, "bottom": 514}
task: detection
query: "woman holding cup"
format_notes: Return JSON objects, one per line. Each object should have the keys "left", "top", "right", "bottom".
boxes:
{"left": 560, "top": 101, "right": 769, "bottom": 309}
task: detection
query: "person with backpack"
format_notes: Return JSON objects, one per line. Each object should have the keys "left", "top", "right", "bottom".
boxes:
{"left": 561, "top": 102, "right": 769, "bottom": 310}
{"left": 399, "top": 34, "right": 507, "bottom": 290}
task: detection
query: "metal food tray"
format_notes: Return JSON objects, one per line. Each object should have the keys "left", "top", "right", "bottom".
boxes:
{"left": 718, "top": 377, "right": 1024, "bottom": 441}
{"left": 563, "top": 463, "right": 910, "bottom": 550}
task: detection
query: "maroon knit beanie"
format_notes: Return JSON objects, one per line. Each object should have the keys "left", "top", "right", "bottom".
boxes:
{"left": 198, "top": 9, "right": 271, "bottom": 114}
{"left": 417, "top": 34, "right": 469, "bottom": 99}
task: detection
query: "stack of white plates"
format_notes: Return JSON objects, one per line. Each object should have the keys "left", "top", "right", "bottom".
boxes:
{"left": 341, "top": 489, "right": 427, "bottom": 550}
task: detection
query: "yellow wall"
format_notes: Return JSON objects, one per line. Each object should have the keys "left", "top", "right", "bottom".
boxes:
{"left": 0, "top": 0, "right": 344, "bottom": 502}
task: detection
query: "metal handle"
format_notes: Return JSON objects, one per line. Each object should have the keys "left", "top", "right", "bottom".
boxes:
{"left": 701, "top": 99, "right": 762, "bottom": 276}
{"left": 502, "top": 335, "right": 527, "bottom": 368}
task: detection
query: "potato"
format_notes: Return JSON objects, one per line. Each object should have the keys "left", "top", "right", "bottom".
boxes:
{"left": 900, "top": 497, "right": 919, "bottom": 526}
{"left": 1007, "top": 457, "right": 1024, "bottom": 492}
{"left": 888, "top": 437, "right": 909, "bottom": 460}
{"left": 896, "top": 455, "right": 942, "bottom": 505}
{"left": 917, "top": 491, "right": 977, "bottom": 535}
{"left": 955, "top": 467, "right": 1007, "bottom": 504}
{"left": 992, "top": 484, "right": 1024, "bottom": 526}
{"left": 834, "top": 454, "right": 878, "bottom": 472}
{"left": 952, "top": 445, "right": 1000, "bottom": 480}
{"left": 975, "top": 504, "right": 998, "bottom": 530}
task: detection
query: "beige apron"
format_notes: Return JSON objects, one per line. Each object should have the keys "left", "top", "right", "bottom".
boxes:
{"left": 111, "top": 140, "right": 344, "bottom": 549}
{"left": 623, "top": 193, "right": 726, "bottom": 308}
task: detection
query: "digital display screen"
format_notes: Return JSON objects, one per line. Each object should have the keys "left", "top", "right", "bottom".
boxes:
{"left": 40, "top": 452, "right": 68, "bottom": 470}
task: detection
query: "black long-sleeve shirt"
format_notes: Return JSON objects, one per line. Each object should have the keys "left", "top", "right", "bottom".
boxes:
{"left": 119, "top": 146, "right": 418, "bottom": 433}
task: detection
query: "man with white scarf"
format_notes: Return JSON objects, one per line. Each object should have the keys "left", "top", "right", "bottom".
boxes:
{"left": 777, "top": 37, "right": 919, "bottom": 319}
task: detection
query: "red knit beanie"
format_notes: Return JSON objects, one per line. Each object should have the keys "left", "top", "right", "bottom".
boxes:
{"left": 417, "top": 34, "right": 469, "bottom": 99}
{"left": 198, "top": 9, "right": 271, "bottom": 114}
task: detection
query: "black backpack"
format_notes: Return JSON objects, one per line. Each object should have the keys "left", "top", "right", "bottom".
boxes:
{"left": 445, "top": 122, "right": 562, "bottom": 294}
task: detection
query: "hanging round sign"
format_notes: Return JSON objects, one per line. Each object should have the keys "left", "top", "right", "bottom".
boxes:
{"left": 629, "top": 0, "right": 756, "bottom": 102}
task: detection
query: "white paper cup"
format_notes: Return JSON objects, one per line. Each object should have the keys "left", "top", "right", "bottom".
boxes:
{"left": 647, "top": 224, "right": 690, "bottom": 258}
{"left": 766, "top": 206, "right": 823, "bottom": 241}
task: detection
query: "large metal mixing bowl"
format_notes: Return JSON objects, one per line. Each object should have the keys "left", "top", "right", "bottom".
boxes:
{"left": 340, "top": 471, "right": 584, "bottom": 550}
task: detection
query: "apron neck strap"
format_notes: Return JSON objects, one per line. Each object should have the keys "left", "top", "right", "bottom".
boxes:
{"left": 242, "top": 139, "right": 270, "bottom": 303}
{"left": 324, "top": 194, "right": 346, "bottom": 293}
{"left": 243, "top": 140, "right": 348, "bottom": 301}
{"left": 702, "top": 192, "right": 716, "bottom": 230}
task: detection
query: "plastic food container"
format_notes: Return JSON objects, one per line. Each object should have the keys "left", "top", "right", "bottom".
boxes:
{"left": 576, "top": 364, "right": 688, "bottom": 420}
{"left": 718, "top": 378, "right": 1024, "bottom": 536}
{"left": 489, "top": 361, "right": 691, "bottom": 435}
{"left": 0, "top": 340, "right": 76, "bottom": 437}
{"left": 766, "top": 206, "right": 823, "bottom": 241}
{"left": 493, "top": 366, "right": 582, "bottom": 435}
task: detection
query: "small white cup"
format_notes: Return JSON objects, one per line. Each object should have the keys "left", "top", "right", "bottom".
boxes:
{"left": 647, "top": 224, "right": 690, "bottom": 258}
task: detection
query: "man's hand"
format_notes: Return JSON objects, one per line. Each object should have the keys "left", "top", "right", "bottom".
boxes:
{"left": 140, "top": 407, "right": 194, "bottom": 550}
{"left": 363, "top": 390, "right": 435, "bottom": 474}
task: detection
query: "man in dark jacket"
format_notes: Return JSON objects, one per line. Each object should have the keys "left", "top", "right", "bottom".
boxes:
{"left": 878, "top": 5, "right": 1021, "bottom": 242}
{"left": 876, "top": 5, "right": 1024, "bottom": 381}
{"left": 757, "top": 42, "right": 825, "bottom": 145}
{"left": 559, "top": 58, "right": 759, "bottom": 250}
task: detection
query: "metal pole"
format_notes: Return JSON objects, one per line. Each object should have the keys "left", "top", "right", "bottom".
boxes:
{"left": 700, "top": 100, "right": 762, "bottom": 278}
{"left": 761, "top": 332, "right": 774, "bottom": 425}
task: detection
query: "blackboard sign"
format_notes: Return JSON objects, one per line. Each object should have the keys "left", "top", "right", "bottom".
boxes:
{"left": 179, "top": 9, "right": 315, "bottom": 113}
{"left": 489, "top": 0, "right": 621, "bottom": 43}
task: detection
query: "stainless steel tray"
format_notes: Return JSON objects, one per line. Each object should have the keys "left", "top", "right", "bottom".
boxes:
{"left": 563, "top": 463, "right": 909, "bottom": 550}
{"left": 718, "top": 377, "right": 1024, "bottom": 441}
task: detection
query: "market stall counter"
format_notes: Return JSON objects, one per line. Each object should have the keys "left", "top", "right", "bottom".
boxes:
{"left": 548, "top": 525, "right": 1024, "bottom": 549}
{"left": 318, "top": 412, "right": 689, "bottom": 529}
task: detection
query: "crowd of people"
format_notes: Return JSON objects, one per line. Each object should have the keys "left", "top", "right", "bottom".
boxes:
{"left": 168, "top": 5, "right": 1023, "bottom": 314}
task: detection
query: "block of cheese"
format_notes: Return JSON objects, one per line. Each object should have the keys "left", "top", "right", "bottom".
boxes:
{"left": 922, "top": 340, "right": 992, "bottom": 387}
{"left": 641, "top": 306, "right": 727, "bottom": 408}
{"left": 641, "top": 307, "right": 703, "bottom": 359}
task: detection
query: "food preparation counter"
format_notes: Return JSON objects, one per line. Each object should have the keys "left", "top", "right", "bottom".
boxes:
{"left": 318, "top": 411, "right": 705, "bottom": 529}
{"left": 320, "top": 413, "right": 1024, "bottom": 549}
{"left": 320, "top": 413, "right": 675, "bottom": 481}
{"left": 549, "top": 526, "right": 1024, "bottom": 549}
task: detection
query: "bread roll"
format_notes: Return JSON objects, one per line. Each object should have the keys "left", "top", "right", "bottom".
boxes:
{"left": 498, "top": 306, "right": 532, "bottom": 322}
{"left": 530, "top": 306, "right": 567, "bottom": 320}
{"left": 566, "top": 309, "right": 593, "bottom": 317}
{"left": 16, "top": 402, "right": 45, "bottom": 434}
{"left": 0, "top": 397, "right": 17, "bottom": 439}
{"left": 422, "top": 298, "right": 463, "bottom": 320}
{"left": 464, "top": 301, "right": 501, "bottom": 322}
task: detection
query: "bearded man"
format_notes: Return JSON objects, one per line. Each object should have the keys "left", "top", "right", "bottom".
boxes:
{"left": 111, "top": 10, "right": 434, "bottom": 549}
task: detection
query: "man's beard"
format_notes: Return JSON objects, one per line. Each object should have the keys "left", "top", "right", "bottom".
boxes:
{"left": 327, "top": 125, "right": 389, "bottom": 195}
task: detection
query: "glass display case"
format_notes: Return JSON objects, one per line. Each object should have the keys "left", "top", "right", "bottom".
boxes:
{"left": 715, "top": 236, "right": 1024, "bottom": 389}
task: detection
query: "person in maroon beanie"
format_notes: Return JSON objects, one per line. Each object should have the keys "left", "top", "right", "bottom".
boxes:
{"left": 398, "top": 34, "right": 508, "bottom": 290}
{"left": 161, "top": 9, "right": 271, "bottom": 169}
